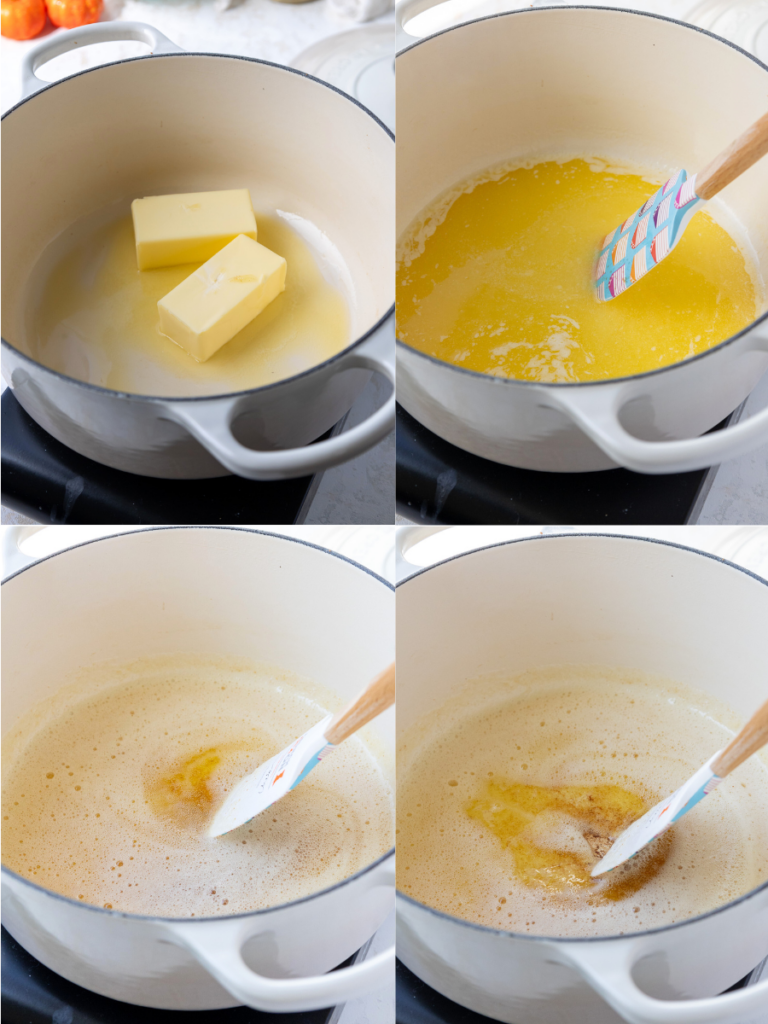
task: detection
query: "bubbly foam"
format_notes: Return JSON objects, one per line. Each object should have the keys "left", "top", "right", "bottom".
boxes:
{"left": 2, "top": 656, "right": 393, "bottom": 918}
{"left": 397, "top": 667, "right": 768, "bottom": 938}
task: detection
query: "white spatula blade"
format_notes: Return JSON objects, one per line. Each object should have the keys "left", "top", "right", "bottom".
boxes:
{"left": 208, "top": 714, "right": 335, "bottom": 838}
{"left": 591, "top": 751, "right": 723, "bottom": 877}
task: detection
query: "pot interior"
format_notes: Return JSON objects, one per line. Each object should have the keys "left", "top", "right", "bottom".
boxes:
{"left": 397, "top": 534, "right": 767, "bottom": 736}
{"left": 396, "top": 8, "right": 768, "bottom": 322}
{"left": 3, "top": 529, "right": 393, "bottom": 748}
{"left": 1, "top": 56, "right": 394, "bottom": 396}
{"left": 1, "top": 528, "right": 395, "bottom": 894}
{"left": 396, "top": 534, "right": 768, "bottom": 930}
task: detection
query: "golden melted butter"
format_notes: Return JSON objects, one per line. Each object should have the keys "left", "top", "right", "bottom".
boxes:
{"left": 396, "top": 158, "right": 758, "bottom": 381}
{"left": 396, "top": 667, "right": 768, "bottom": 938}
{"left": 150, "top": 747, "right": 222, "bottom": 813}
{"left": 466, "top": 779, "right": 670, "bottom": 903}
{"left": 26, "top": 211, "right": 350, "bottom": 397}
{"left": 145, "top": 745, "right": 235, "bottom": 828}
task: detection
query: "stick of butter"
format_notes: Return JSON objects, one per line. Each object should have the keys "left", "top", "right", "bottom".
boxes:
{"left": 157, "top": 234, "right": 287, "bottom": 362}
{"left": 132, "top": 189, "right": 258, "bottom": 270}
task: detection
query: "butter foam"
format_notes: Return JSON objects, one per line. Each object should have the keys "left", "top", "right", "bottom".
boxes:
{"left": 397, "top": 666, "right": 768, "bottom": 938}
{"left": 2, "top": 655, "right": 393, "bottom": 918}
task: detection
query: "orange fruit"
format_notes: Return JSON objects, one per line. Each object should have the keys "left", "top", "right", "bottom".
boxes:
{"left": 1, "top": 0, "right": 46, "bottom": 39}
{"left": 45, "top": 0, "right": 101, "bottom": 28}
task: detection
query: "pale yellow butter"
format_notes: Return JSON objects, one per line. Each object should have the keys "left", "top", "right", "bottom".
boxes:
{"left": 131, "top": 189, "right": 258, "bottom": 271}
{"left": 157, "top": 234, "right": 287, "bottom": 362}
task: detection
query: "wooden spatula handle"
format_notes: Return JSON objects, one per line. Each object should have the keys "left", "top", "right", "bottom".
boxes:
{"left": 324, "top": 663, "right": 395, "bottom": 746}
{"left": 696, "top": 111, "right": 768, "bottom": 201}
{"left": 711, "top": 696, "right": 768, "bottom": 778}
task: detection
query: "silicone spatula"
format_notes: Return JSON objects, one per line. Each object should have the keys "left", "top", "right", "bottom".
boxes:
{"left": 594, "top": 111, "right": 768, "bottom": 302}
{"left": 592, "top": 696, "right": 768, "bottom": 876}
{"left": 207, "top": 663, "right": 395, "bottom": 837}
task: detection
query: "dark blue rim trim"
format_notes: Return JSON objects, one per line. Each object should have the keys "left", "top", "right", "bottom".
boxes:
{"left": 396, "top": 5, "right": 768, "bottom": 389}
{"left": 1, "top": 52, "right": 394, "bottom": 404}
{"left": 2, "top": 525, "right": 394, "bottom": 922}
{"left": 396, "top": 531, "right": 768, "bottom": 943}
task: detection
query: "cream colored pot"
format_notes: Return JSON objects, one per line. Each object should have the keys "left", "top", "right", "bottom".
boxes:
{"left": 396, "top": 6, "right": 768, "bottom": 474}
{"left": 1, "top": 527, "right": 394, "bottom": 1011}
{"left": 397, "top": 533, "right": 768, "bottom": 1023}
{"left": 1, "top": 24, "right": 394, "bottom": 481}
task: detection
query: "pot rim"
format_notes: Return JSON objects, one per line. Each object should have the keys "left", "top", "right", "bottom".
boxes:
{"left": 0, "top": 52, "right": 395, "bottom": 405}
{"left": 1, "top": 524, "right": 396, "bottom": 924}
{"left": 395, "top": 530, "right": 768, "bottom": 944}
{"left": 395, "top": 4, "right": 768, "bottom": 390}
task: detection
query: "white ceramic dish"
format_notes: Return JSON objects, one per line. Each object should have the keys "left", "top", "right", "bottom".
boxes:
{"left": 395, "top": 6, "right": 768, "bottom": 474}
{"left": 1, "top": 23, "right": 394, "bottom": 481}
{"left": 686, "top": 0, "right": 768, "bottom": 64}
{"left": 396, "top": 532, "right": 768, "bottom": 1023}
{"left": 1, "top": 527, "right": 395, "bottom": 1011}
{"left": 292, "top": 24, "right": 395, "bottom": 132}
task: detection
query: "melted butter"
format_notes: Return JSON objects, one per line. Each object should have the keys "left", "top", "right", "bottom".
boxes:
{"left": 466, "top": 779, "right": 670, "bottom": 902}
{"left": 396, "top": 158, "right": 759, "bottom": 381}
{"left": 26, "top": 211, "right": 350, "bottom": 397}
{"left": 151, "top": 748, "right": 221, "bottom": 813}
{"left": 396, "top": 667, "right": 768, "bottom": 938}
{"left": 145, "top": 743, "right": 250, "bottom": 829}
{"left": 1, "top": 658, "right": 394, "bottom": 918}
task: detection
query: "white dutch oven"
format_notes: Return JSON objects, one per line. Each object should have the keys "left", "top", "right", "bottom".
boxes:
{"left": 1, "top": 23, "right": 394, "bottom": 481}
{"left": 1, "top": 527, "right": 395, "bottom": 1011}
{"left": 397, "top": 533, "right": 768, "bottom": 1023}
{"left": 395, "top": 6, "right": 768, "bottom": 474}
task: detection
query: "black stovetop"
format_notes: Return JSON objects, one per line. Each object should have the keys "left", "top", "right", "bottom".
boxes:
{"left": 396, "top": 404, "right": 724, "bottom": 526}
{"left": 1, "top": 927, "right": 343, "bottom": 1024}
{"left": 395, "top": 958, "right": 757, "bottom": 1024}
{"left": 0, "top": 390, "right": 328, "bottom": 525}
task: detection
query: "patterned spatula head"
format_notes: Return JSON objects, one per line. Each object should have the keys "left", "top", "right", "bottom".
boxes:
{"left": 595, "top": 171, "right": 703, "bottom": 301}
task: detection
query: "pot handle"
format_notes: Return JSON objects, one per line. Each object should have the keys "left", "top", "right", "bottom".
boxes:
{"left": 163, "top": 869, "right": 395, "bottom": 1013}
{"left": 564, "top": 942, "right": 768, "bottom": 1024}
{"left": 396, "top": 0, "right": 562, "bottom": 51}
{"left": 396, "top": 0, "right": 446, "bottom": 51}
{"left": 1, "top": 526, "right": 47, "bottom": 578}
{"left": 21, "top": 21, "right": 182, "bottom": 98}
{"left": 164, "top": 325, "right": 395, "bottom": 481}
{"left": 546, "top": 343, "right": 768, "bottom": 474}
{"left": 395, "top": 525, "right": 450, "bottom": 581}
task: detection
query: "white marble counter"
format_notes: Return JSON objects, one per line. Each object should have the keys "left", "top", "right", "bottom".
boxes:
{"left": 1, "top": 0, "right": 392, "bottom": 106}
{"left": 697, "top": 370, "right": 768, "bottom": 524}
